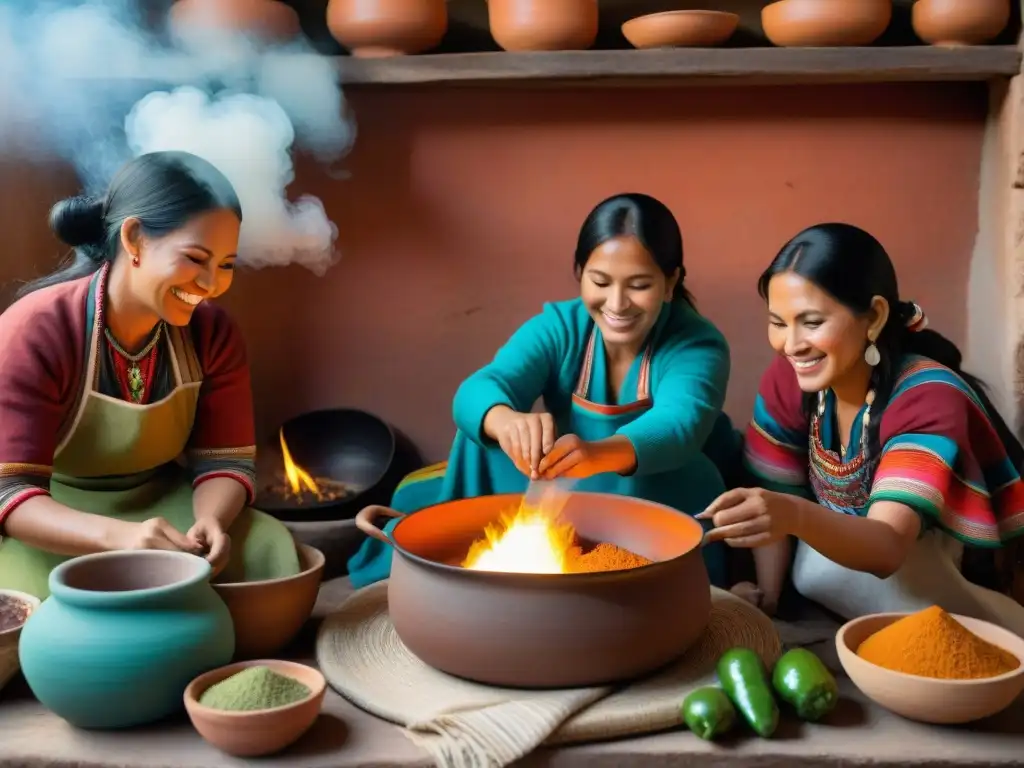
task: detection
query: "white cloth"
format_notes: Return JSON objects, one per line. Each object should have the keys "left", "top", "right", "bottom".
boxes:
{"left": 792, "top": 530, "right": 1024, "bottom": 638}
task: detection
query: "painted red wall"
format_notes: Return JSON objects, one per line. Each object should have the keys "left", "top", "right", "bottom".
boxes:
{"left": 0, "top": 82, "right": 987, "bottom": 468}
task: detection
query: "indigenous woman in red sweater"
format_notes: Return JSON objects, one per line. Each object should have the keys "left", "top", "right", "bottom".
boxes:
{"left": 0, "top": 151, "right": 300, "bottom": 598}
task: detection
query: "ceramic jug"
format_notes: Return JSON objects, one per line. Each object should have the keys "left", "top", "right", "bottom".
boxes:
{"left": 19, "top": 550, "right": 235, "bottom": 729}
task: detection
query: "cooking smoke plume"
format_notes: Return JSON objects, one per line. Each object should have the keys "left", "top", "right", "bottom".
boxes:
{"left": 0, "top": 1, "right": 355, "bottom": 275}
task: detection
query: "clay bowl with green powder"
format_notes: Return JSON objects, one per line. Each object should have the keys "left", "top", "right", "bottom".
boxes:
{"left": 184, "top": 659, "right": 326, "bottom": 757}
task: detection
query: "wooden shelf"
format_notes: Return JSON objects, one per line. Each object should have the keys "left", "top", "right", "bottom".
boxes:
{"left": 336, "top": 46, "right": 1023, "bottom": 88}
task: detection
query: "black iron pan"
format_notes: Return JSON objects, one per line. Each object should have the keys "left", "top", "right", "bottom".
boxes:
{"left": 254, "top": 408, "right": 422, "bottom": 523}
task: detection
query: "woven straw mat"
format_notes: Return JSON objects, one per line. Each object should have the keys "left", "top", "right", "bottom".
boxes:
{"left": 317, "top": 581, "right": 781, "bottom": 766}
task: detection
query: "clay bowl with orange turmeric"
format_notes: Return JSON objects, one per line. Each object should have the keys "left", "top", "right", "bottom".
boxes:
{"left": 836, "top": 609, "right": 1024, "bottom": 724}
{"left": 355, "top": 492, "right": 711, "bottom": 689}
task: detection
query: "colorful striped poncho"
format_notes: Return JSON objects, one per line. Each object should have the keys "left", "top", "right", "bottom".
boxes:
{"left": 744, "top": 354, "right": 1024, "bottom": 548}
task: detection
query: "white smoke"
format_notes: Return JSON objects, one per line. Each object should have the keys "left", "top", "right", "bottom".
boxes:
{"left": 0, "top": 0, "right": 355, "bottom": 276}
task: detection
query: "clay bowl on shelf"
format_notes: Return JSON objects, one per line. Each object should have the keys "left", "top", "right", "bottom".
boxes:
{"left": 355, "top": 491, "right": 711, "bottom": 688}
{"left": 212, "top": 544, "right": 325, "bottom": 660}
{"left": 185, "top": 659, "right": 326, "bottom": 757}
{"left": 168, "top": 0, "right": 302, "bottom": 46}
{"left": 326, "top": 0, "right": 448, "bottom": 58}
{"left": 487, "top": 0, "right": 599, "bottom": 52}
{"left": 0, "top": 589, "right": 40, "bottom": 692}
{"left": 912, "top": 0, "right": 1011, "bottom": 47}
{"left": 762, "top": 0, "right": 892, "bottom": 47}
{"left": 622, "top": 11, "right": 740, "bottom": 49}
{"left": 836, "top": 612, "right": 1024, "bottom": 724}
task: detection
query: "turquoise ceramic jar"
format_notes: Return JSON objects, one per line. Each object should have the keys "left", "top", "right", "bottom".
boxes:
{"left": 19, "top": 550, "right": 235, "bottom": 729}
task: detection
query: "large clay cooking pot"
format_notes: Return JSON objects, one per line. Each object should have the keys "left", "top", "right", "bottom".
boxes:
{"left": 326, "top": 0, "right": 448, "bottom": 58}
{"left": 356, "top": 492, "right": 711, "bottom": 688}
{"left": 487, "top": 0, "right": 599, "bottom": 52}
{"left": 19, "top": 551, "right": 235, "bottom": 729}
{"left": 912, "top": 0, "right": 1010, "bottom": 47}
{"left": 762, "top": 0, "right": 892, "bottom": 47}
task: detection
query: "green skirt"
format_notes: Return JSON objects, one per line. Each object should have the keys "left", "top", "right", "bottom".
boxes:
{"left": 0, "top": 466, "right": 301, "bottom": 600}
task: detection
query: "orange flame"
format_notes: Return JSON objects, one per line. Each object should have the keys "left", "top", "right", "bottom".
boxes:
{"left": 279, "top": 429, "right": 320, "bottom": 497}
{"left": 462, "top": 489, "right": 577, "bottom": 574}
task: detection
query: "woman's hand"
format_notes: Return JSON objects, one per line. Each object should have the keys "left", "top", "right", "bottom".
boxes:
{"left": 537, "top": 435, "right": 637, "bottom": 480}
{"left": 697, "top": 487, "right": 797, "bottom": 548}
{"left": 187, "top": 518, "right": 232, "bottom": 578}
{"left": 113, "top": 517, "right": 202, "bottom": 554}
{"left": 730, "top": 580, "right": 764, "bottom": 607}
{"left": 483, "top": 405, "right": 557, "bottom": 479}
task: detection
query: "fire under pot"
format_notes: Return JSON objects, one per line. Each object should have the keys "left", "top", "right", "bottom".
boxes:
{"left": 355, "top": 492, "right": 711, "bottom": 688}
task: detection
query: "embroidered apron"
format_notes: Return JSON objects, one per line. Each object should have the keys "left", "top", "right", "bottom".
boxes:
{"left": 791, "top": 395, "right": 1024, "bottom": 637}
{"left": 0, "top": 325, "right": 300, "bottom": 600}
{"left": 348, "top": 327, "right": 729, "bottom": 589}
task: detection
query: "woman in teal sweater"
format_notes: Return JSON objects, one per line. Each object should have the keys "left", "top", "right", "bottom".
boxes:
{"left": 348, "top": 193, "right": 734, "bottom": 587}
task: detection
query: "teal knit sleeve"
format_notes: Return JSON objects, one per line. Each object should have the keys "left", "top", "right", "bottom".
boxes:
{"left": 616, "top": 313, "right": 731, "bottom": 476}
{"left": 453, "top": 305, "right": 570, "bottom": 445}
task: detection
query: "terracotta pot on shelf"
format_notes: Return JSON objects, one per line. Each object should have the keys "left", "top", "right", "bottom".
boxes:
{"left": 168, "top": 0, "right": 301, "bottom": 44}
{"left": 912, "top": 0, "right": 1010, "bottom": 47}
{"left": 761, "top": 0, "right": 892, "bottom": 47}
{"left": 487, "top": 0, "right": 599, "bottom": 52}
{"left": 326, "top": 0, "right": 447, "bottom": 58}
{"left": 622, "top": 11, "right": 740, "bottom": 49}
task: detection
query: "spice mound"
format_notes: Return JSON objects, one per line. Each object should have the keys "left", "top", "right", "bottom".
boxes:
{"left": 856, "top": 605, "right": 1021, "bottom": 680}
{"left": 199, "top": 666, "right": 312, "bottom": 711}
{"left": 566, "top": 541, "right": 652, "bottom": 573}
{"left": 0, "top": 595, "right": 31, "bottom": 633}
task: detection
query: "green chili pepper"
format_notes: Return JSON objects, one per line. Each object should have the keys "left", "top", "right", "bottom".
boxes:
{"left": 716, "top": 647, "right": 780, "bottom": 738}
{"left": 771, "top": 648, "right": 839, "bottom": 722}
{"left": 680, "top": 686, "right": 736, "bottom": 741}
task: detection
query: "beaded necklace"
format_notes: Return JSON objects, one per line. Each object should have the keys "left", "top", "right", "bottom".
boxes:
{"left": 808, "top": 388, "right": 877, "bottom": 516}
{"left": 104, "top": 323, "right": 164, "bottom": 404}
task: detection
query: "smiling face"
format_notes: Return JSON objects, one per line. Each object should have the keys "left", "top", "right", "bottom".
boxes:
{"left": 766, "top": 271, "right": 880, "bottom": 394}
{"left": 122, "top": 207, "right": 240, "bottom": 326}
{"left": 579, "top": 236, "right": 678, "bottom": 348}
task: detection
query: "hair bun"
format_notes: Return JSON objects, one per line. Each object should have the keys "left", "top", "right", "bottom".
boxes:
{"left": 49, "top": 195, "right": 106, "bottom": 249}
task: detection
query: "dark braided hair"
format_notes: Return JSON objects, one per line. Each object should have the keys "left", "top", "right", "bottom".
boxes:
{"left": 574, "top": 193, "right": 695, "bottom": 307}
{"left": 19, "top": 151, "right": 242, "bottom": 298}
{"left": 757, "top": 223, "right": 1024, "bottom": 480}
{"left": 758, "top": 223, "right": 1024, "bottom": 594}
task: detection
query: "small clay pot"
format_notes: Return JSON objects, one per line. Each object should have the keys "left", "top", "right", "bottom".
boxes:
{"left": 912, "top": 0, "right": 1010, "bottom": 47}
{"left": 18, "top": 551, "right": 235, "bottom": 729}
{"left": 326, "top": 0, "right": 447, "bottom": 58}
{"left": 487, "top": 0, "right": 598, "bottom": 52}
{"left": 762, "top": 0, "right": 892, "bottom": 47}
{"left": 169, "top": 0, "right": 301, "bottom": 44}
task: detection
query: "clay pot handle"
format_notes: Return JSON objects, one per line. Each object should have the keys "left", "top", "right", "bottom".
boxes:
{"left": 355, "top": 505, "right": 405, "bottom": 546}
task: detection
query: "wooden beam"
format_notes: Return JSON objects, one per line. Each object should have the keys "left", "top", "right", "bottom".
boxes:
{"left": 967, "top": 4, "right": 1024, "bottom": 438}
{"left": 336, "top": 46, "right": 1023, "bottom": 88}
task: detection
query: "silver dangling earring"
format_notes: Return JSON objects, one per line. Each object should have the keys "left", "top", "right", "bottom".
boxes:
{"left": 864, "top": 341, "right": 881, "bottom": 367}
{"left": 817, "top": 390, "right": 826, "bottom": 417}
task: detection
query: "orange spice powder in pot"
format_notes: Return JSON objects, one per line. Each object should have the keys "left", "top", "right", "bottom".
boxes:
{"left": 567, "top": 542, "right": 652, "bottom": 573}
